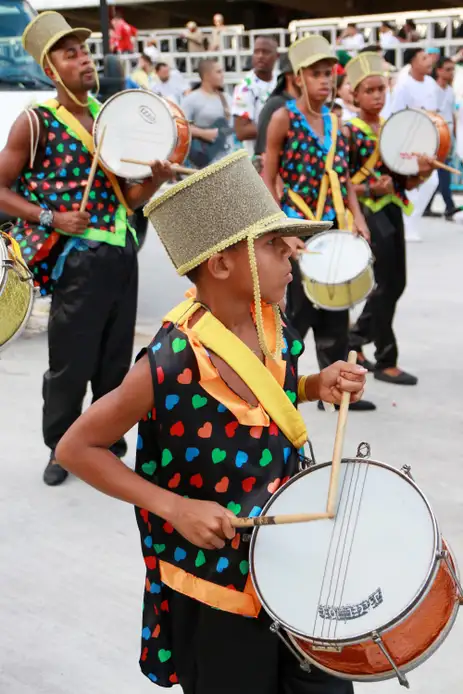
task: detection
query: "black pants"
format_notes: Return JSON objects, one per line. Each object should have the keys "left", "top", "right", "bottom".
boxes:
{"left": 169, "top": 590, "right": 354, "bottom": 694}
{"left": 43, "top": 235, "right": 138, "bottom": 450}
{"left": 349, "top": 204, "right": 406, "bottom": 370}
{"left": 286, "top": 257, "right": 349, "bottom": 370}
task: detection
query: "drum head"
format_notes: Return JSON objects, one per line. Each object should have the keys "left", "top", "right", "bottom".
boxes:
{"left": 250, "top": 460, "right": 438, "bottom": 642}
{"left": 380, "top": 110, "right": 438, "bottom": 176}
{"left": 300, "top": 231, "right": 371, "bottom": 285}
{"left": 94, "top": 90, "right": 177, "bottom": 178}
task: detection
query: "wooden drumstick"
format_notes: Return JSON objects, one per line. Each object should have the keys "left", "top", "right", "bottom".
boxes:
{"left": 80, "top": 126, "right": 106, "bottom": 213}
{"left": 120, "top": 158, "right": 197, "bottom": 176}
{"left": 231, "top": 511, "right": 331, "bottom": 528}
{"left": 431, "top": 160, "right": 462, "bottom": 176}
{"left": 402, "top": 153, "right": 462, "bottom": 177}
{"left": 326, "top": 350, "right": 357, "bottom": 516}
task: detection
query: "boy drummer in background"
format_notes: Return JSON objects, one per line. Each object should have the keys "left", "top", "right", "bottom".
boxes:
{"left": 263, "top": 35, "right": 376, "bottom": 412}
{"left": 56, "top": 152, "right": 366, "bottom": 693}
{"left": 344, "top": 52, "right": 434, "bottom": 385}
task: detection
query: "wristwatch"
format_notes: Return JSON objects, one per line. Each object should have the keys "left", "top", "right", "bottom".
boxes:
{"left": 39, "top": 208, "right": 54, "bottom": 228}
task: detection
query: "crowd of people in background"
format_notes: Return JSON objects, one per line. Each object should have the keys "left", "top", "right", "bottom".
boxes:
{"left": 106, "top": 9, "right": 463, "bottom": 228}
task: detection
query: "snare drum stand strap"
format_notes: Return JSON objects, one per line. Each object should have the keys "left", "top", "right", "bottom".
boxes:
{"left": 372, "top": 632, "right": 409, "bottom": 688}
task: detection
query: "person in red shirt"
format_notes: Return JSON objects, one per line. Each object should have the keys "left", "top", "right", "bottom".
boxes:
{"left": 110, "top": 13, "right": 137, "bottom": 54}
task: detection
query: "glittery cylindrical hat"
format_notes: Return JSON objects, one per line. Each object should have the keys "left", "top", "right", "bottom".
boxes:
{"left": 289, "top": 34, "right": 337, "bottom": 75}
{"left": 22, "top": 11, "right": 91, "bottom": 69}
{"left": 144, "top": 151, "right": 330, "bottom": 277}
{"left": 345, "top": 52, "right": 385, "bottom": 91}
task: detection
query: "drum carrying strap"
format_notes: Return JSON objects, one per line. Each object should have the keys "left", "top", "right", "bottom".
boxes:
{"left": 288, "top": 114, "right": 350, "bottom": 229}
{"left": 164, "top": 298, "right": 309, "bottom": 450}
{"left": 42, "top": 99, "right": 133, "bottom": 215}
{"left": 349, "top": 117, "right": 384, "bottom": 185}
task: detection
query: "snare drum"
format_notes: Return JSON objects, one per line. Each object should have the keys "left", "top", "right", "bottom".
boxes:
{"left": 0, "top": 233, "right": 34, "bottom": 350}
{"left": 93, "top": 89, "right": 191, "bottom": 179}
{"left": 299, "top": 231, "right": 374, "bottom": 311}
{"left": 250, "top": 455, "right": 461, "bottom": 687}
{"left": 380, "top": 109, "right": 451, "bottom": 176}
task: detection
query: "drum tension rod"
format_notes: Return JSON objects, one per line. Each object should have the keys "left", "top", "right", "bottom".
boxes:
{"left": 269, "top": 622, "right": 311, "bottom": 672}
{"left": 401, "top": 465, "right": 415, "bottom": 481}
{"left": 438, "top": 550, "right": 463, "bottom": 601}
{"left": 372, "top": 632, "right": 409, "bottom": 688}
{"left": 356, "top": 442, "right": 371, "bottom": 459}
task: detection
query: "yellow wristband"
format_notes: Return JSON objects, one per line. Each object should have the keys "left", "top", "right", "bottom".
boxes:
{"left": 297, "top": 375, "right": 308, "bottom": 404}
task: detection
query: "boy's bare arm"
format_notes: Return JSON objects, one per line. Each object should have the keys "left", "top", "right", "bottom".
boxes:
{"left": 55, "top": 354, "right": 235, "bottom": 549}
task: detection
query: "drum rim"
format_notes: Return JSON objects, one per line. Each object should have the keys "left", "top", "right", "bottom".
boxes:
{"left": 249, "top": 458, "right": 440, "bottom": 645}
{"left": 287, "top": 591, "right": 460, "bottom": 682}
{"left": 300, "top": 230, "right": 373, "bottom": 286}
{"left": 0, "top": 267, "right": 35, "bottom": 352}
{"left": 302, "top": 265, "right": 375, "bottom": 312}
{"left": 380, "top": 108, "right": 439, "bottom": 173}
{"left": 287, "top": 544, "right": 460, "bottom": 683}
{"left": 93, "top": 89, "right": 177, "bottom": 178}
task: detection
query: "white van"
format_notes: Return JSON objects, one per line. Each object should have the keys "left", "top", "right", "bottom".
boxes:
{"left": 0, "top": 0, "right": 55, "bottom": 153}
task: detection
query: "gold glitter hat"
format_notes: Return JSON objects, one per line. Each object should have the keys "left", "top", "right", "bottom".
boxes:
{"left": 144, "top": 151, "right": 329, "bottom": 276}
{"left": 345, "top": 52, "right": 385, "bottom": 91}
{"left": 22, "top": 11, "right": 91, "bottom": 69}
{"left": 289, "top": 35, "right": 337, "bottom": 75}
{"left": 145, "top": 151, "right": 330, "bottom": 358}
{"left": 22, "top": 11, "right": 95, "bottom": 108}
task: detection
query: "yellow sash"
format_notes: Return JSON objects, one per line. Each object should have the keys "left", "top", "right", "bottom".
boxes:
{"left": 288, "top": 113, "right": 350, "bottom": 229}
{"left": 350, "top": 117, "right": 383, "bottom": 185}
{"left": 43, "top": 99, "right": 133, "bottom": 215}
{"left": 164, "top": 299, "right": 308, "bottom": 449}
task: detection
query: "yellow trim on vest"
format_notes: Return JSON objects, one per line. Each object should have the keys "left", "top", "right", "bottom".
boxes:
{"left": 350, "top": 117, "right": 384, "bottom": 186}
{"left": 43, "top": 99, "right": 133, "bottom": 215}
{"left": 164, "top": 299, "right": 308, "bottom": 449}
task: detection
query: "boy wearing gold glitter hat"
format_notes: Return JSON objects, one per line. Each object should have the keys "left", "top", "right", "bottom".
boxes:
{"left": 56, "top": 152, "right": 366, "bottom": 693}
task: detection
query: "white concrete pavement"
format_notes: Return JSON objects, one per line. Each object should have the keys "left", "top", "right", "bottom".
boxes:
{"left": 1, "top": 216, "right": 463, "bottom": 694}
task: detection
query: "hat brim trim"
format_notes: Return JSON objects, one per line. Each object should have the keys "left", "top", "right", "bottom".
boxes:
{"left": 294, "top": 53, "right": 338, "bottom": 73}
{"left": 40, "top": 27, "right": 92, "bottom": 68}
{"left": 175, "top": 214, "right": 332, "bottom": 276}
{"left": 351, "top": 71, "right": 385, "bottom": 91}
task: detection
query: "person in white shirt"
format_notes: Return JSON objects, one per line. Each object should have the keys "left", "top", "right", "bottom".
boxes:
{"left": 391, "top": 47, "right": 439, "bottom": 241}
{"left": 232, "top": 36, "right": 278, "bottom": 156}
{"left": 153, "top": 62, "right": 189, "bottom": 105}
{"left": 379, "top": 22, "right": 400, "bottom": 50}
{"left": 339, "top": 24, "right": 365, "bottom": 56}
{"left": 432, "top": 56, "right": 459, "bottom": 219}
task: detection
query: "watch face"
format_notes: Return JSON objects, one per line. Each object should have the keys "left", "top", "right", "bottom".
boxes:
{"left": 40, "top": 210, "right": 53, "bottom": 227}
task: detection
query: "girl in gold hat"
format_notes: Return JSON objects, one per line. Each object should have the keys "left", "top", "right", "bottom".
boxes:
{"left": 263, "top": 35, "right": 376, "bottom": 412}
{"left": 344, "top": 51, "right": 433, "bottom": 386}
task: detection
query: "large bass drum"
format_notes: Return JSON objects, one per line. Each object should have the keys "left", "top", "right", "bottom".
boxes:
{"left": 249, "top": 454, "right": 461, "bottom": 688}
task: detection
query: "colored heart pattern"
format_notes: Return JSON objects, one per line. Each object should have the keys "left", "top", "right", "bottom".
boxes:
{"left": 15, "top": 107, "right": 119, "bottom": 294}
{"left": 192, "top": 394, "right": 208, "bottom": 409}
{"left": 212, "top": 448, "right": 226, "bottom": 464}
{"left": 215, "top": 476, "right": 229, "bottom": 493}
{"left": 135, "top": 325, "right": 305, "bottom": 686}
